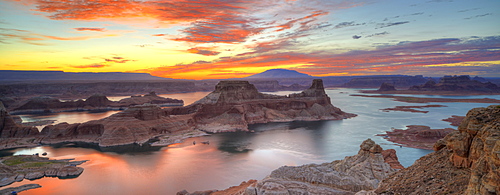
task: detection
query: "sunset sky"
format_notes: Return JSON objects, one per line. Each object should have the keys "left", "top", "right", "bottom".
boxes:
{"left": 0, "top": 0, "right": 499, "bottom": 79}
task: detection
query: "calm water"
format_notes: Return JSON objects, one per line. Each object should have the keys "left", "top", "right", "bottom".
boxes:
{"left": 3, "top": 89, "right": 499, "bottom": 195}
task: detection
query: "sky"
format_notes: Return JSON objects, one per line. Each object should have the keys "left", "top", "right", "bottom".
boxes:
{"left": 0, "top": 0, "right": 499, "bottom": 80}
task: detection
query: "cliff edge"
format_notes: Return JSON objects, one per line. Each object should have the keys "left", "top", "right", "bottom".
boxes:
{"left": 375, "top": 105, "right": 500, "bottom": 194}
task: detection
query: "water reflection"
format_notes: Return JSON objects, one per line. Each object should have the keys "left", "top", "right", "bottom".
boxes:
{"left": 2, "top": 89, "right": 499, "bottom": 194}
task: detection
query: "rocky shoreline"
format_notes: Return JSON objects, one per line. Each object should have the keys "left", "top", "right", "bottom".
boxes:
{"left": 0, "top": 155, "right": 87, "bottom": 188}
{"left": 377, "top": 125, "right": 455, "bottom": 150}
{"left": 178, "top": 105, "right": 500, "bottom": 195}
{"left": 5, "top": 91, "right": 183, "bottom": 114}
{"left": 0, "top": 79, "right": 355, "bottom": 150}
{"left": 179, "top": 139, "right": 404, "bottom": 195}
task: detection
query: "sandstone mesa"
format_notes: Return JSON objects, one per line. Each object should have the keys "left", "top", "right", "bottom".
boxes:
{"left": 0, "top": 79, "right": 355, "bottom": 149}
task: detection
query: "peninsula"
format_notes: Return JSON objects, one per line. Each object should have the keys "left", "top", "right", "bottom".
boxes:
{"left": 0, "top": 79, "right": 355, "bottom": 150}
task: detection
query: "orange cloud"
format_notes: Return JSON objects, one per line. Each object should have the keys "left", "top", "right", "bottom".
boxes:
{"left": 140, "top": 36, "right": 500, "bottom": 79}
{"left": 274, "top": 11, "right": 328, "bottom": 32}
{"left": 74, "top": 27, "right": 106, "bottom": 32}
{"left": 186, "top": 47, "right": 221, "bottom": 56}
{"left": 71, "top": 64, "right": 109, "bottom": 69}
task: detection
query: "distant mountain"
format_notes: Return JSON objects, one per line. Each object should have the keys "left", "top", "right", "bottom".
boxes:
{"left": 0, "top": 71, "right": 170, "bottom": 81}
{"left": 247, "top": 69, "right": 313, "bottom": 78}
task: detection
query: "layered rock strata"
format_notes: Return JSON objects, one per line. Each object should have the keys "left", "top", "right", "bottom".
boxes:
{"left": 378, "top": 125, "right": 455, "bottom": 150}
{"left": 375, "top": 105, "right": 500, "bottom": 194}
{"left": 0, "top": 102, "right": 39, "bottom": 138}
{"left": 0, "top": 155, "right": 86, "bottom": 187}
{"left": 169, "top": 79, "right": 355, "bottom": 133}
{"left": 409, "top": 75, "right": 500, "bottom": 93}
{"left": 252, "top": 139, "right": 400, "bottom": 194}
{"left": 1, "top": 79, "right": 354, "bottom": 148}
{"left": 178, "top": 139, "right": 402, "bottom": 195}
{"left": 9, "top": 91, "right": 183, "bottom": 113}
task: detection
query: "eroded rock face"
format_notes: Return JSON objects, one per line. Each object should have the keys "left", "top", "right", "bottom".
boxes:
{"left": 377, "top": 82, "right": 396, "bottom": 91}
{"left": 3, "top": 79, "right": 354, "bottom": 148}
{"left": 253, "top": 139, "right": 400, "bottom": 194}
{"left": 409, "top": 75, "right": 500, "bottom": 92}
{"left": 0, "top": 155, "right": 86, "bottom": 187}
{"left": 376, "top": 105, "right": 500, "bottom": 195}
{"left": 0, "top": 102, "right": 39, "bottom": 138}
{"left": 10, "top": 92, "right": 183, "bottom": 113}
{"left": 180, "top": 79, "right": 356, "bottom": 133}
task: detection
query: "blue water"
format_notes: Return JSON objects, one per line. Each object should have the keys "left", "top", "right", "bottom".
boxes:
{"left": 2, "top": 89, "right": 499, "bottom": 195}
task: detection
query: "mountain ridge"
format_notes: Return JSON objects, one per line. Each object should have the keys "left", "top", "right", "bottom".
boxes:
{"left": 246, "top": 69, "right": 312, "bottom": 78}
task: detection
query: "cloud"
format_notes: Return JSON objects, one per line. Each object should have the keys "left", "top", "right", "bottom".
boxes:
{"left": 366, "top": 31, "right": 389, "bottom": 38}
{"left": 74, "top": 27, "right": 106, "bottom": 32}
{"left": 376, "top": 21, "right": 410, "bottom": 29}
{"left": 274, "top": 11, "right": 328, "bottom": 32}
{"left": 352, "top": 35, "right": 362, "bottom": 39}
{"left": 0, "top": 27, "right": 118, "bottom": 45}
{"left": 334, "top": 21, "right": 365, "bottom": 29}
{"left": 80, "top": 55, "right": 136, "bottom": 68}
{"left": 187, "top": 47, "right": 221, "bottom": 56}
{"left": 104, "top": 56, "right": 133, "bottom": 63}
{"left": 140, "top": 36, "right": 500, "bottom": 79}
{"left": 42, "top": 34, "right": 115, "bottom": 41}
{"left": 71, "top": 64, "right": 109, "bottom": 69}
{"left": 173, "top": 16, "right": 264, "bottom": 44}
{"left": 464, "top": 13, "right": 492, "bottom": 20}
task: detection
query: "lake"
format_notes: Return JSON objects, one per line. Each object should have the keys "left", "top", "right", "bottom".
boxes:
{"left": 2, "top": 89, "right": 499, "bottom": 195}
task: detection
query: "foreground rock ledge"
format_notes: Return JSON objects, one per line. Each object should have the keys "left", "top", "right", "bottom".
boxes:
{"left": 375, "top": 105, "right": 500, "bottom": 195}
{"left": 1, "top": 79, "right": 356, "bottom": 149}
{"left": 179, "top": 139, "right": 403, "bottom": 195}
{"left": 0, "top": 155, "right": 87, "bottom": 187}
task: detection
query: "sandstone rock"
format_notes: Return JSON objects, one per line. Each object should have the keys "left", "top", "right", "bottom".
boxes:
{"left": 13, "top": 79, "right": 354, "bottom": 148}
{"left": 377, "top": 82, "right": 396, "bottom": 91}
{"left": 25, "top": 171, "right": 44, "bottom": 180}
{"left": 409, "top": 75, "right": 500, "bottom": 92}
{"left": 381, "top": 149, "right": 404, "bottom": 169}
{"left": 0, "top": 184, "right": 42, "bottom": 195}
{"left": 85, "top": 94, "right": 113, "bottom": 107}
{"left": 376, "top": 105, "right": 500, "bottom": 195}
{"left": 0, "top": 101, "right": 39, "bottom": 139}
{"left": 0, "top": 155, "right": 87, "bottom": 187}
{"left": 182, "top": 79, "right": 355, "bottom": 133}
{"left": 379, "top": 125, "right": 455, "bottom": 150}
{"left": 253, "top": 139, "right": 399, "bottom": 194}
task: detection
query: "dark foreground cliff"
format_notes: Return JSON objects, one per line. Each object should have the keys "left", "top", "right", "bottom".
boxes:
{"left": 374, "top": 105, "right": 500, "bottom": 195}
{"left": 1, "top": 79, "right": 355, "bottom": 149}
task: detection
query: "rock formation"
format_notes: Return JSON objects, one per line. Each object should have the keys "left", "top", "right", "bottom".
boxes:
{"left": 9, "top": 92, "right": 183, "bottom": 113}
{"left": 409, "top": 75, "right": 500, "bottom": 93}
{"left": 377, "top": 82, "right": 396, "bottom": 91}
{"left": 169, "top": 79, "right": 355, "bottom": 133}
{"left": 378, "top": 125, "right": 455, "bottom": 150}
{"left": 0, "top": 101, "right": 39, "bottom": 139}
{"left": 0, "top": 155, "right": 86, "bottom": 187}
{"left": 178, "top": 139, "right": 402, "bottom": 195}
{"left": 375, "top": 105, "right": 500, "bottom": 194}
{"left": 251, "top": 139, "right": 401, "bottom": 194}
{"left": 1, "top": 79, "right": 354, "bottom": 149}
